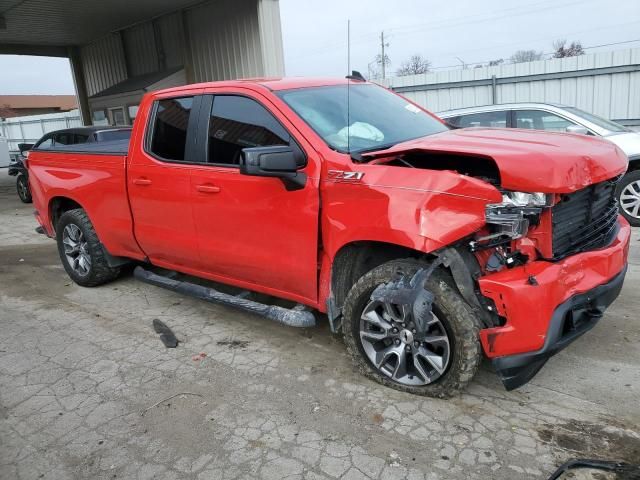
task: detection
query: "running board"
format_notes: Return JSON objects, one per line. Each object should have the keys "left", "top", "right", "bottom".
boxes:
{"left": 134, "top": 266, "right": 316, "bottom": 328}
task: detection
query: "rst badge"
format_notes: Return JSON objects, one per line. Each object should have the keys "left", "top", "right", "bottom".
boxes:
{"left": 328, "top": 170, "right": 365, "bottom": 182}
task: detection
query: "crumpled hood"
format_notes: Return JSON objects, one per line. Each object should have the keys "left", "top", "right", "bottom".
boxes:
{"left": 363, "top": 128, "right": 628, "bottom": 193}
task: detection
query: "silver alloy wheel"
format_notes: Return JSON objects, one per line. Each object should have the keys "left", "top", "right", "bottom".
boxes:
{"left": 619, "top": 180, "right": 640, "bottom": 219}
{"left": 359, "top": 297, "right": 451, "bottom": 386}
{"left": 17, "top": 176, "right": 29, "bottom": 200}
{"left": 62, "top": 224, "right": 91, "bottom": 276}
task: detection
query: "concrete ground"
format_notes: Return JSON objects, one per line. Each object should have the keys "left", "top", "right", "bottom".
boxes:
{"left": 0, "top": 170, "right": 638, "bottom": 480}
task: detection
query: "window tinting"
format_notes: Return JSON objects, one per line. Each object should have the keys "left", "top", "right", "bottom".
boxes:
{"left": 36, "top": 136, "right": 53, "bottom": 149}
{"left": 514, "top": 110, "right": 574, "bottom": 132}
{"left": 150, "top": 97, "right": 194, "bottom": 161}
{"left": 208, "top": 96, "right": 289, "bottom": 165}
{"left": 98, "top": 130, "right": 132, "bottom": 142}
{"left": 55, "top": 133, "right": 75, "bottom": 145}
{"left": 74, "top": 134, "right": 89, "bottom": 144}
{"left": 455, "top": 111, "right": 507, "bottom": 128}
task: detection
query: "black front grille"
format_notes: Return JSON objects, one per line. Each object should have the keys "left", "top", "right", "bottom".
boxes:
{"left": 551, "top": 176, "right": 620, "bottom": 259}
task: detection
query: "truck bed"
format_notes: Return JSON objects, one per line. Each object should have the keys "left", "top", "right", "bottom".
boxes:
{"left": 43, "top": 138, "right": 130, "bottom": 155}
{"left": 27, "top": 143, "right": 145, "bottom": 261}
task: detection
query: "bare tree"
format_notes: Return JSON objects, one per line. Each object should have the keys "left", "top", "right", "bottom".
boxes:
{"left": 488, "top": 58, "right": 504, "bottom": 66}
{"left": 375, "top": 53, "right": 391, "bottom": 71}
{"left": 509, "top": 50, "right": 544, "bottom": 64}
{"left": 552, "top": 39, "right": 585, "bottom": 58}
{"left": 396, "top": 54, "right": 431, "bottom": 76}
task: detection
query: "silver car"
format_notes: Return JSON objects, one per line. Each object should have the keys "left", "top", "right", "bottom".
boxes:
{"left": 439, "top": 103, "right": 640, "bottom": 226}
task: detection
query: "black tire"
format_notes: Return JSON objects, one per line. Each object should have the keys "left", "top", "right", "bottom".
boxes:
{"left": 16, "top": 174, "right": 32, "bottom": 203}
{"left": 342, "top": 259, "right": 482, "bottom": 398}
{"left": 616, "top": 170, "right": 640, "bottom": 227}
{"left": 56, "top": 208, "right": 121, "bottom": 287}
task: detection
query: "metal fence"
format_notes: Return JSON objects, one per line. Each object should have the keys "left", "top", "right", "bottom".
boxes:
{"left": 382, "top": 47, "right": 640, "bottom": 129}
{"left": 0, "top": 110, "right": 82, "bottom": 155}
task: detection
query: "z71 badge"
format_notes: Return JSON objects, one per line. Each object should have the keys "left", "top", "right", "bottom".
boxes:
{"left": 328, "top": 170, "right": 365, "bottom": 182}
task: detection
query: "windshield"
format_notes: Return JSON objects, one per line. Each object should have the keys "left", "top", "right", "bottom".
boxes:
{"left": 277, "top": 84, "right": 447, "bottom": 153}
{"left": 563, "top": 106, "right": 629, "bottom": 133}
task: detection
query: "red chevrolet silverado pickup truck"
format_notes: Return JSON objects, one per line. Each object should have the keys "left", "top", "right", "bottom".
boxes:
{"left": 27, "top": 77, "right": 630, "bottom": 397}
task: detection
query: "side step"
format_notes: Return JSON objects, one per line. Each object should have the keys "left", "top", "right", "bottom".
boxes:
{"left": 134, "top": 266, "right": 316, "bottom": 328}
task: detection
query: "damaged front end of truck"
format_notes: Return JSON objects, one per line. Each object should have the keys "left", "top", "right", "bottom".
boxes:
{"left": 350, "top": 127, "right": 631, "bottom": 390}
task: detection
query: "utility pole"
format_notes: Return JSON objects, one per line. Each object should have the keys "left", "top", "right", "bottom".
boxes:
{"left": 380, "top": 31, "right": 387, "bottom": 79}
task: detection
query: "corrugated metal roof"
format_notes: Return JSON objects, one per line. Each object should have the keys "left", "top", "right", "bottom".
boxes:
{"left": 0, "top": 0, "right": 200, "bottom": 47}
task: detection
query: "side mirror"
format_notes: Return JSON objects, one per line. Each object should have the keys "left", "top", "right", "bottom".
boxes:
{"left": 565, "top": 124, "right": 590, "bottom": 135}
{"left": 240, "top": 146, "right": 307, "bottom": 191}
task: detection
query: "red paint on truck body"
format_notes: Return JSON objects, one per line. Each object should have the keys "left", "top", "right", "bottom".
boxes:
{"left": 27, "top": 78, "right": 630, "bottom": 367}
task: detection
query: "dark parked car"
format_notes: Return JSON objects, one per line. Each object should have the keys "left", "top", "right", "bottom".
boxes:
{"left": 8, "top": 127, "right": 132, "bottom": 203}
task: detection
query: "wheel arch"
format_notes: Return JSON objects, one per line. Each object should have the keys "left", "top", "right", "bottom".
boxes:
{"left": 325, "top": 239, "right": 500, "bottom": 333}
{"left": 329, "top": 241, "right": 430, "bottom": 313}
{"left": 627, "top": 155, "right": 640, "bottom": 171}
{"left": 49, "top": 196, "right": 84, "bottom": 234}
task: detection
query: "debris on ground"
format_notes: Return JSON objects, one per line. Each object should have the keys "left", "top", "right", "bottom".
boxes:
{"left": 192, "top": 352, "right": 207, "bottom": 362}
{"left": 152, "top": 319, "right": 179, "bottom": 348}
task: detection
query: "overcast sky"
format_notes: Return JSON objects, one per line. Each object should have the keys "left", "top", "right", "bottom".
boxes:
{"left": 0, "top": 0, "right": 638, "bottom": 95}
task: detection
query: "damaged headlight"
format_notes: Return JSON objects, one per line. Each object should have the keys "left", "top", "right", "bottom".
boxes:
{"left": 499, "top": 191, "right": 550, "bottom": 207}
{"left": 471, "top": 192, "right": 549, "bottom": 250}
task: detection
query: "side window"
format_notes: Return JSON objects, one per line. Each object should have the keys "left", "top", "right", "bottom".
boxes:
{"left": 208, "top": 95, "right": 290, "bottom": 165}
{"left": 457, "top": 111, "right": 507, "bottom": 128}
{"left": 54, "top": 133, "right": 74, "bottom": 145}
{"left": 74, "top": 134, "right": 89, "bottom": 144}
{"left": 514, "top": 110, "right": 574, "bottom": 132}
{"left": 36, "top": 136, "right": 53, "bottom": 149}
{"left": 445, "top": 116, "right": 461, "bottom": 127}
{"left": 149, "top": 96, "right": 194, "bottom": 161}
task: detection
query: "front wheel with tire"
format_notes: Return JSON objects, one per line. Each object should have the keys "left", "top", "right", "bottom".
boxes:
{"left": 16, "top": 174, "right": 32, "bottom": 203}
{"left": 616, "top": 170, "right": 640, "bottom": 227}
{"left": 342, "top": 259, "right": 482, "bottom": 397}
{"left": 56, "top": 208, "right": 121, "bottom": 287}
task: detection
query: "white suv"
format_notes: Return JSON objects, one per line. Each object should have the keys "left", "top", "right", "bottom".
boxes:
{"left": 439, "top": 103, "right": 640, "bottom": 226}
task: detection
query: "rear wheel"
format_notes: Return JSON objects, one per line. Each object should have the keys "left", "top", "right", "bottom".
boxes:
{"left": 56, "top": 208, "right": 121, "bottom": 287}
{"left": 16, "top": 174, "right": 32, "bottom": 203}
{"left": 616, "top": 170, "right": 640, "bottom": 227}
{"left": 342, "top": 259, "right": 482, "bottom": 397}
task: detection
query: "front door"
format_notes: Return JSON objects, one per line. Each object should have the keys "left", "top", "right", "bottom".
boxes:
{"left": 128, "top": 92, "right": 203, "bottom": 269}
{"left": 189, "top": 92, "right": 320, "bottom": 304}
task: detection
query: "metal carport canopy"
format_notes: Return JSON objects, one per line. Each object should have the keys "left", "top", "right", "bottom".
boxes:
{"left": 0, "top": 0, "right": 201, "bottom": 56}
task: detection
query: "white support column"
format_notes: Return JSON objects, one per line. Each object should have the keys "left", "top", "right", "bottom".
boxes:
{"left": 257, "top": 0, "right": 285, "bottom": 77}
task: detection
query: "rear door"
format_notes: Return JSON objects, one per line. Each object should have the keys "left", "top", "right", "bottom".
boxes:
{"left": 128, "top": 90, "right": 204, "bottom": 269}
{"left": 189, "top": 90, "right": 321, "bottom": 303}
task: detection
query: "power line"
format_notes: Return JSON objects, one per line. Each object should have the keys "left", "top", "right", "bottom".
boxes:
{"left": 426, "top": 38, "right": 640, "bottom": 71}
{"left": 287, "top": 0, "right": 598, "bottom": 60}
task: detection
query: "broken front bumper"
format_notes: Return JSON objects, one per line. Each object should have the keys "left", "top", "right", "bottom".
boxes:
{"left": 477, "top": 218, "right": 630, "bottom": 390}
